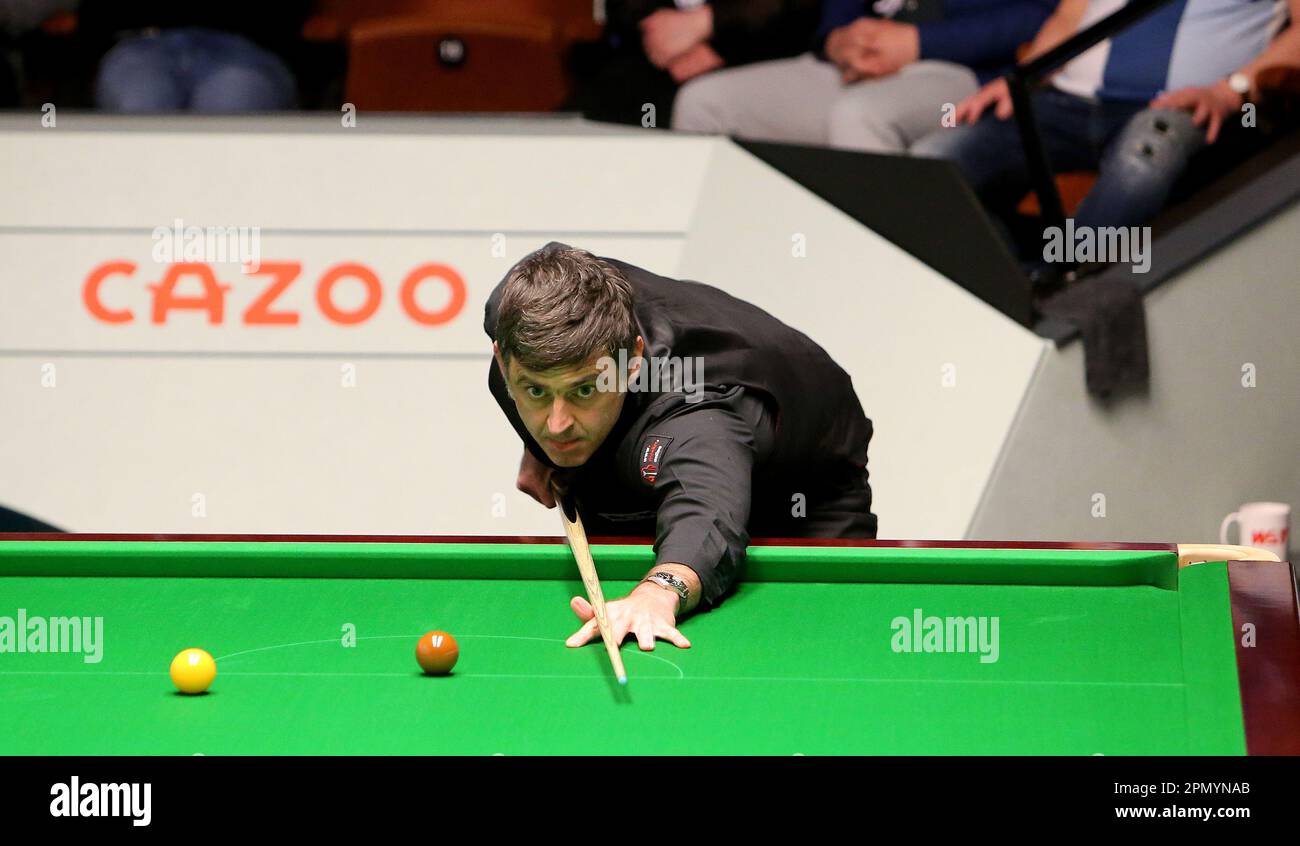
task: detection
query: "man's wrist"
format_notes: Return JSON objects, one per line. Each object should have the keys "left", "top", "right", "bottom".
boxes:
{"left": 1213, "top": 78, "right": 1246, "bottom": 111}
{"left": 638, "top": 564, "right": 701, "bottom": 614}
{"left": 634, "top": 578, "right": 683, "bottom": 613}
{"left": 641, "top": 571, "right": 689, "bottom": 607}
{"left": 1223, "top": 74, "right": 1249, "bottom": 107}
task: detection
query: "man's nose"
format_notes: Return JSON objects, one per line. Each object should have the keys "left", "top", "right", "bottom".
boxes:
{"left": 547, "top": 399, "right": 574, "bottom": 434}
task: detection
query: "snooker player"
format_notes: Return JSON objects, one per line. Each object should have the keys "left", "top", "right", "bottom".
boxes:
{"left": 486, "top": 243, "right": 876, "bottom": 650}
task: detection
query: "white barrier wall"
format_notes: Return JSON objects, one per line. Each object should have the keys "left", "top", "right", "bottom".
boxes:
{"left": 0, "top": 115, "right": 1042, "bottom": 538}
{"left": 678, "top": 142, "right": 1045, "bottom": 539}
{"left": 970, "top": 199, "right": 1300, "bottom": 548}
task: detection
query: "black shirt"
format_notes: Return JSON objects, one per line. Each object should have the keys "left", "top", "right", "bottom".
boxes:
{"left": 485, "top": 248, "right": 876, "bottom": 606}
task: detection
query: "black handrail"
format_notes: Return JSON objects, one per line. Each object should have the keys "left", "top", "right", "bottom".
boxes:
{"left": 1004, "top": 0, "right": 1179, "bottom": 237}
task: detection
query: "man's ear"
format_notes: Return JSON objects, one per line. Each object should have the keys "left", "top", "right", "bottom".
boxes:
{"left": 627, "top": 335, "right": 646, "bottom": 380}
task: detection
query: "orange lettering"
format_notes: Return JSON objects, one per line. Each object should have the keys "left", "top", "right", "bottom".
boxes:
{"left": 83, "top": 261, "right": 136, "bottom": 323}
{"left": 147, "top": 263, "right": 230, "bottom": 324}
{"left": 243, "top": 262, "right": 302, "bottom": 325}
{"left": 399, "top": 263, "right": 467, "bottom": 326}
{"left": 316, "top": 263, "right": 382, "bottom": 325}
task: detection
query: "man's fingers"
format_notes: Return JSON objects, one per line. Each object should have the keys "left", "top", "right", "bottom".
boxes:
{"left": 1191, "top": 99, "right": 1210, "bottom": 127}
{"left": 848, "top": 19, "right": 877, "bottom": 46}
{"left": 566, "top": 592, "right": 693, "bottom": 652}
{"left": 660, "top": 627, "right": 691, "bottom": 648}
{"left": 993, "top": 93, "right": 1013, "bottom": 120}
{"left": 569, "top": 596, "right": 635, "bottom": 647}
{"left": 570, "top": 595, "right": 593, "bottom": 620}
{"left": 1206, "top": 109, "right": 1223, "bottom": 144}
{"left": 518, "top": 468, "right": 558, "bottom": 507}
{"left": 635, "top": 620, "right": 657, "bottom": 651}
{"left": 612, "top": 614, "right": 635, "bottom": 647}
{"left": 566, "top": 616, "right": 599, "bottom": 647}
{"left": 960, "top": 92, "right": 993, "bottom": 124}
{"left": 847, "top": 52, "right": 880, "bottom": 76}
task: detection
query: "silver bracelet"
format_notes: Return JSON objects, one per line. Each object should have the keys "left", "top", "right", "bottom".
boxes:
{"left": 642, "top": 571, "right": 690, "bottom": 608}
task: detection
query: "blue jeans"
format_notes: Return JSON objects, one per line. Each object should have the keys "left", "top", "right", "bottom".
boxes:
{"left": 95, "top": 28, "right": 296, "bottom": 113}
{"left": 912, "top": 87, "right": 1206, "bottom": 235}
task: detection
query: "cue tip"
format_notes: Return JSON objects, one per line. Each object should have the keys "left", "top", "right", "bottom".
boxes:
{"left": 618, "top": 675, "right": 628, "bottom": 686}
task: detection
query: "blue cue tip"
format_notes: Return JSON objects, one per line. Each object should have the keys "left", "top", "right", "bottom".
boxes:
{"left": 618, "top": 675, "right": 628, "bottom": 685}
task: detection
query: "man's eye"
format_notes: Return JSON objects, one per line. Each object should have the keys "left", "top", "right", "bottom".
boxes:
{"left": 525, "top": 386, "right": 546, "bottom": 400}
{"left": 574, "top": 384, "right": 596, "bottom": 400}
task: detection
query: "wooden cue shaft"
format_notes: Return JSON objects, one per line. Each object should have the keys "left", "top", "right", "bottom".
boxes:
{"left": 556, "top": 493, "right": 628, "bottom": 684}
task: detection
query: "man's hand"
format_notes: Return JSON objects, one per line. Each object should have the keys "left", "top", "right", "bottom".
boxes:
{"left": 1149, "top": 81, "right": 1244, "bottom": 144}
{"left": 955, "top": 77, "right": 1013, "bottom": 124}
{"left": 641, "top": 7, "right": 713, "bottom": 69}
{"left": 825, "top": 18, "right": 873, "bottom": 72}
{"left": 566, "top": 582, "right": 692, "bottom": 651}
{"left": 516, "top": 448, "right": 560, "bottom": 508}
{"left": 668, "top": 42, "right": 724, "bottom": 83}
{"left": 840, "top": 19, "right": 919, "bottom": 82}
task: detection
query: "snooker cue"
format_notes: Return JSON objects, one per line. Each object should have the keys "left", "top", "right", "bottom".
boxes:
{"left": 554, "top": 488, "right": 629, "bottom": 685}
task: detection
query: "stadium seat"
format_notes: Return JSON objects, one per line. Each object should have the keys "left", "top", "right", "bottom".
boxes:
{"left": 344, "top": 14, "right": 569, "bottom": 112}
{"left": 305, "top": 0, "right": 600, "bottom": 45}
{"left": 1016, "top": 171, "right": 1098, "bottom": 218}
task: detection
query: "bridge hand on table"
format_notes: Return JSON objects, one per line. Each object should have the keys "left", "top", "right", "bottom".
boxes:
{"left": 565, "top": 587, "right": 692, "bottom": 651}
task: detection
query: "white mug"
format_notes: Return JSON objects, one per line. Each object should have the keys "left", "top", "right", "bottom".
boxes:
{"left": 1220, "top": 501, "right": 1291, "bottom": 560}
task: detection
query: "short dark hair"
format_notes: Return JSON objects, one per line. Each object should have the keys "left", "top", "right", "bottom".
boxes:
{"left": 494, "top": 244, "right": 638, "bottom": 372}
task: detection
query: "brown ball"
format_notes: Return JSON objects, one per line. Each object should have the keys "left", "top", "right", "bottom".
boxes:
{"left": 416, "top": 631, "right": 459, "bottom": 675}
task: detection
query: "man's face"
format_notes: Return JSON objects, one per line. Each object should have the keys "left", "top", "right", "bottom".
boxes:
{"left": 496, "top": 341, "right": 643, "bottom": 468}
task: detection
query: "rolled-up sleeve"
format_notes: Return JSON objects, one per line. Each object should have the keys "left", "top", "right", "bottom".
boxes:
{"left": 636, "top": 400, "right": 756, "bottom": 607}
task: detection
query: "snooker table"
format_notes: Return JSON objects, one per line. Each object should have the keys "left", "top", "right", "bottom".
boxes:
{"left": 1, "top": 535, "right": 1297, "bottom": 756}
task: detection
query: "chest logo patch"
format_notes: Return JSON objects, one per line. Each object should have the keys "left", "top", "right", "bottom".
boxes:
{"left": 638, "top": 435, "right": 673, "bottom": 485}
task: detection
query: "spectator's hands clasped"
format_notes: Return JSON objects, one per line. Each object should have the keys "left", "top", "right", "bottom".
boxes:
{"left": 828, "top": 18, "right": 919, "bottom": 83}
{"left": 669, "top": 43, "right": 724, "bottom": 83}
{"left": 641, "top": 7, "right": 714, "bottom": 69}
{"left": 516, "top": 448, "right": 562, "bottom": 508}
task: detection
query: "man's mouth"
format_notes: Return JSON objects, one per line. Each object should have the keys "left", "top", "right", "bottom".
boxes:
{"left": 550, "top": 438, "right": 581, "bottom": 452}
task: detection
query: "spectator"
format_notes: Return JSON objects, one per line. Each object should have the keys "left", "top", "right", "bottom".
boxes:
{"left": 79, "top": 0, "right": 309, "bottom": 112}
{"left": 568, "top": 0, "right": 822, "bottom": 127}
{"left": 911, "top": 0, "right": 1297, "bottom": 259}
{"left": 673, "top": 0, "right": 1054, "bottom": 152}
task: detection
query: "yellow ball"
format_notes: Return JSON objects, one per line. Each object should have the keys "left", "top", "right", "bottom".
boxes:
{"left": 170, "top": 648, "right": 217, "bottom": 694}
